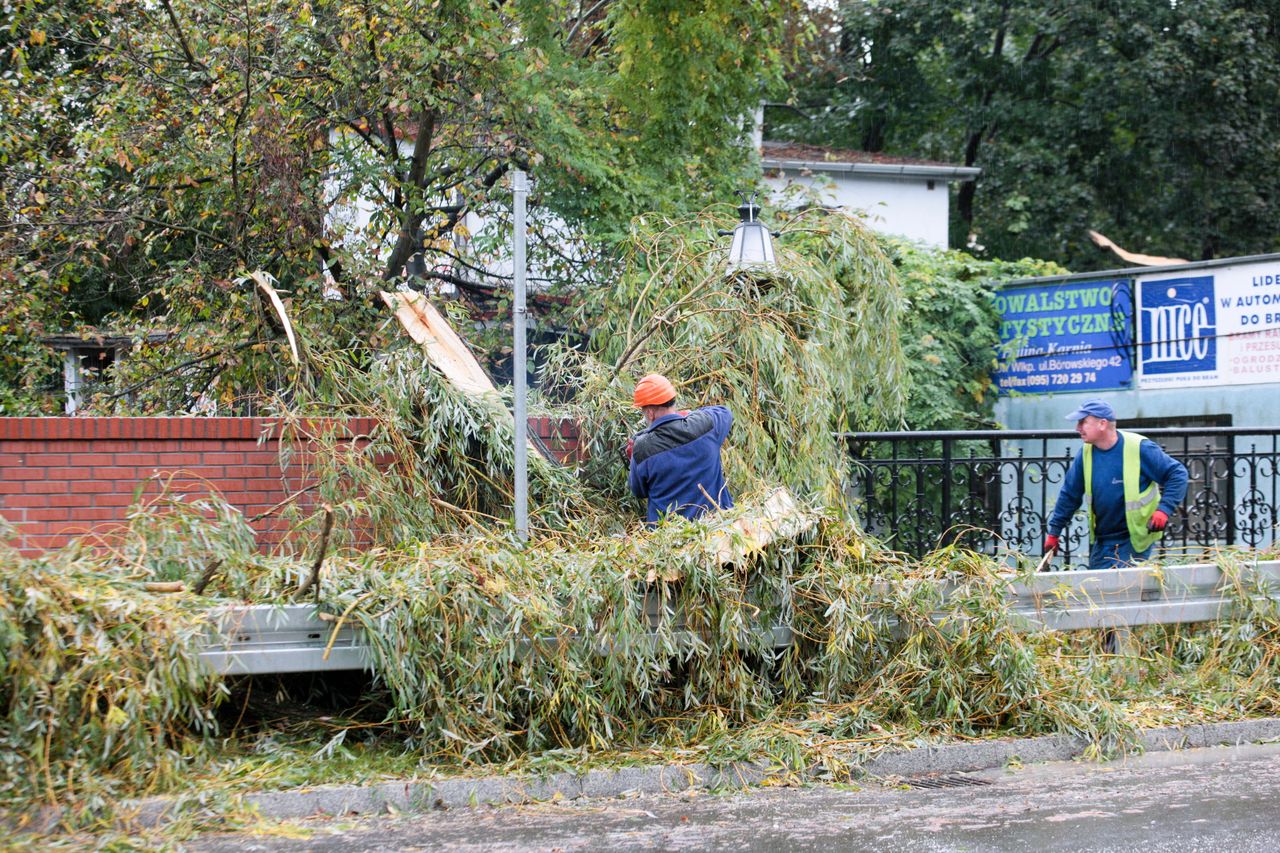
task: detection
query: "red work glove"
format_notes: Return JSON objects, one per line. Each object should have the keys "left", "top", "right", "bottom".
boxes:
{"left": 1148, "top": 510, "right": 1169, "bottom": 532}
{"left": 1044, "top": 534, "right": 1060, "bottom": 554}
{"left": 625, "top": 437, "right": 634, "bottom": 462}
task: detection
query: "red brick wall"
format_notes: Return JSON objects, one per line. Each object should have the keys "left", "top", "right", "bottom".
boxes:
{"left": 0, "top": 416, "right": 581, "bottom": 555}
{"left": 0, "top": 418, "right": 377, "bottom": 556}
{"left": 529, "top": 416, "right": 582, "bottom": 465}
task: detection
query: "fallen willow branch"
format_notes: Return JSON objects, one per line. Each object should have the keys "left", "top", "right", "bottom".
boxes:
{"left": 248, "top": 484, "right": 319, "bottom": 522}
{"left": 296, "top": 504, "right": 335, "bottom": 602}
{"left": 6, "top": 492, "right": 1280, "bottom": 813}
{"left": 192, "top": 558, "right": 224, "bottom": 596}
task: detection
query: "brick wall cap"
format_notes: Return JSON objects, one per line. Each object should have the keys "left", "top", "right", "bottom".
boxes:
{"left": 0, "top": 417, "right": 380, "bottom": 442}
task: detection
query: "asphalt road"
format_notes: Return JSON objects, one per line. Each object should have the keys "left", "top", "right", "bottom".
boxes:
{"left": 190, "top": 742, "right": 1280, "bottom": 852}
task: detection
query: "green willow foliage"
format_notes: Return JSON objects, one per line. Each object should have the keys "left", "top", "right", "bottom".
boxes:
{"left": 278, "top": 346, "right": 598, "bottom": 547}
{"left": 0, "top": 531, "right": 225, "bottom": 814}
{"left": 542, "top": 205, "right": 909, "bottom": 509}
{"left": 0, "top": 502, "right": 1131, "bottom": 811}
{"left": 6, "top": 480, "right": 1280, "bottom": 814}
{"left": 322, "top": 511, "right": 1134, "bottom": 763}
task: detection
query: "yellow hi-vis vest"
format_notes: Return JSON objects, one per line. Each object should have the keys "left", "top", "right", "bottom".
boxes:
{"left": 1082, "top": 430, "right": 1163, "bottom": 552}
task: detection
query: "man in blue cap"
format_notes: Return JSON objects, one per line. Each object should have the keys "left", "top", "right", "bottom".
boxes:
{"left": 1044, "top": 399, "right": 1188, "bottom": 570}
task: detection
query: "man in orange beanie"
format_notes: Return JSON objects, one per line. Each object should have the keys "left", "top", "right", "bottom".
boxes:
{"left": 628, "top": 373, "right": 733, "bottom": 525}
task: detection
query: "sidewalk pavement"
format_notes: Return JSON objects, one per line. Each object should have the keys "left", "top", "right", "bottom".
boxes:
{"left": 109, "top": 717, "right": 1280, "bottom": 828}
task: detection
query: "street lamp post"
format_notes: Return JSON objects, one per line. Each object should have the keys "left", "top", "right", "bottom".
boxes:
{"left": 512, "top": 170, "right": 529, "bottom": 542}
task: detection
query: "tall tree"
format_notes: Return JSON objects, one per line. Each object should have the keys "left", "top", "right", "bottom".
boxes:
{"left": 0, "top": 0, "right": 799, "bottom": 411}
{"left": 774, "top": 0, "right": 1280, "bottom": 267}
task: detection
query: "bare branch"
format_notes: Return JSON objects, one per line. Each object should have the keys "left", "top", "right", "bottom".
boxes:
{"left": 296, "top": 504, "right": 335, "bottom": 601}
{"left": 159, "top": 0, "right": 210, "bottom": 76}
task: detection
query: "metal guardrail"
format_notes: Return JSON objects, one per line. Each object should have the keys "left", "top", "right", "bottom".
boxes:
{"left": 199, "top": 560, "right": 1280, "bottom": 676}
{"left": 1004, "top": 560, "right": 1280, "bottom": 631}
{"left": 202, "top": 606, "right": 372, "bottom": 675}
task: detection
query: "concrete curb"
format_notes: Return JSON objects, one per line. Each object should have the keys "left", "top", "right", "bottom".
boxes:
{"left": 114, "top": 717, "right": 1280, "bottom": 828}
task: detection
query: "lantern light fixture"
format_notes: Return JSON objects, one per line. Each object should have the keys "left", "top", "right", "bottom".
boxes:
{"left": 724, "top": 191, "right": 777, "bottom": 274}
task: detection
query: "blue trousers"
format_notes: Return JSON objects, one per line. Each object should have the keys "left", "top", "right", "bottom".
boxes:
{"left": 1089, "top": 537, "right": 1152, "bottom": 571}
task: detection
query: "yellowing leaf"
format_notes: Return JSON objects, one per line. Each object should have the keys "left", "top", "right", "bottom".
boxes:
{"left": 105, "top": 705, "right": 128, "bottom": 729}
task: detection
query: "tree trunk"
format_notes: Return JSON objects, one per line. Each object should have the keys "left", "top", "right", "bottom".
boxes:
{"left": 381, "top": 107, "right": 438, "bottom": 284}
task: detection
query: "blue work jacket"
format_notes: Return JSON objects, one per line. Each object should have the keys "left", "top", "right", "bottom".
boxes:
{"left": 628, "top": 406, "right": 733, "bottom": 525}
{"left": 1048, "top": 433, "right": 1188, "bottom": 541}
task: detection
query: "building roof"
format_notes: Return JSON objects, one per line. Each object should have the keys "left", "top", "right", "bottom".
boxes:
{"left": 1000, "top": 252, "right": 1280, "bottom": 289}
{"left": 761, "top": 141, "right": 980, "bottom": 182}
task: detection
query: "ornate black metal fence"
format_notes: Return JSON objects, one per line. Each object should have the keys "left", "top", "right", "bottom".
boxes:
{"left": 841, "top": 428, "right": 1280, "bottom": 566}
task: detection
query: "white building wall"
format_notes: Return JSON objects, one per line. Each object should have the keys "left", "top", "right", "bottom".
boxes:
{"left": 763, "top": 169, "right": 952, "bottom": 247}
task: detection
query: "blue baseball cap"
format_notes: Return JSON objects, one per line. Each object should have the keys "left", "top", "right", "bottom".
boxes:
{"left": 1065, "top": 399, "right": 1116, "bottom": 421}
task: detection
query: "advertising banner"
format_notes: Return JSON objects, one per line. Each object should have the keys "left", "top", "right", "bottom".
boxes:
{"left": 1136, "top": 259, "right": 1280, "bottom": 388}
{"left": 993, "top": 279, "right": 1134, "bottom": 395}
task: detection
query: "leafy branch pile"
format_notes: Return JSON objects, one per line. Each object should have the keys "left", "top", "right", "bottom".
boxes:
{"left": 298, "top": 514, "right": 1139, "bottom": 764}
{"left": 0, "top": 522, "right": 225, "bottom": 818}
{"left": 8, "top": 495, "right": 1280, "bottom": 823}
{"left": 2, "top": 206, "right": 1277, "bottom": 831}
{"left": 0, "top": 505, "right": 1120, "bottom": 813}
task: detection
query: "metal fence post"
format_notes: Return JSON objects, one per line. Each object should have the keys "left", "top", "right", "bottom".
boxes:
{"left": 940, "top": 437, "right": 952, "bottom": 544}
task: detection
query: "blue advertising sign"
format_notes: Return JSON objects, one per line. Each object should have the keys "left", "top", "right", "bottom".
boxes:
{"left": 993, "top": 279, "right": 1134, "bottom": 395}
{"left": 1137, "top": 275, "right": 1217, "bottom": 380}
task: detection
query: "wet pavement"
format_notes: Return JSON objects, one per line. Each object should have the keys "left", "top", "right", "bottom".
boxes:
{"left": 189, "top": 742, "right": 1280, "bottom": 852}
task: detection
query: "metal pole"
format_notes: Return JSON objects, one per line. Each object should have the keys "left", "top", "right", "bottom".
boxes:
{"left": 512, "top": 170, "right": 529, "bottom": 541}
